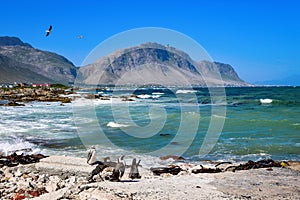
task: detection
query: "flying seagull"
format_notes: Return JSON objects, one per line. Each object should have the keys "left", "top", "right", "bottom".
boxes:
{"left": 45, "top": 25, "right": 52, "bottom": 37}
{"left": 77, "top": 35, "right": 84, "bottom": 39}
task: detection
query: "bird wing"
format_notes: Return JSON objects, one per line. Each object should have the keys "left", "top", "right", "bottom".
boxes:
{"left": 45, "top": 25, "right": 52, "bottom": 36}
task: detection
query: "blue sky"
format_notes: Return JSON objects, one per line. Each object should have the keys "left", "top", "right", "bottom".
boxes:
{"left": 1, "top": 0, "right": 299, "bottom": 84}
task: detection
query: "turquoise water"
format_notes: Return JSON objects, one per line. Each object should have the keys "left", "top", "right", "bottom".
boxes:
{"left": 0, "top": 87, "right": 299, "bottom": 165}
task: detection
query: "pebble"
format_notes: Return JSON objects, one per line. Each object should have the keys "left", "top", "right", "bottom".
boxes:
{"left": 45, "top": 182, "right": 59, "bottom": 192}
{"left": 15, "top": 170, "right": 22, "bottom": 177}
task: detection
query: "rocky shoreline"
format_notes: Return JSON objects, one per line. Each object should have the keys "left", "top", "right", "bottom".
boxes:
{"left": 0, "top": 87, "right": 142, "bottom": 106}
{"left": 0, "top": 87, "right": 73, "bottom": 106}
{"left": 0, "top": 154, "right": 300, "bottom": 200}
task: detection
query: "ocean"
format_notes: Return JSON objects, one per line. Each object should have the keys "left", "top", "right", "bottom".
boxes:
{"left": 1, "top": 86, "right": 299, "bottom": 167}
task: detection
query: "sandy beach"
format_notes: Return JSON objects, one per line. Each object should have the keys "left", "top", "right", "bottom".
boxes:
{"left": 1, "top": 155, "right": 299, "bottom": 200}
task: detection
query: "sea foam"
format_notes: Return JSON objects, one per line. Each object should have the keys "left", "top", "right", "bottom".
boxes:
{"left": 260, "top": 98, "right": 273, "bottom": 104}
{"left": 107, "top": 121, "right": 129, "bottom": 128}
{"left": 176, "top": 90, "right": 196, "bottom": 94}
{"left": 0, "top": 138, "right": 42, "bottom": 156}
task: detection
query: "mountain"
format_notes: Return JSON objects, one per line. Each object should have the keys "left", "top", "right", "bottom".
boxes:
{"left": 0, "top": 54, "right": 54, "bottom": 83}
{"left": 77, "top": 42, "right": 248, "bottom": 86}
{"left": 0, "top": 36, "right": 77, "bottom": 84}
{"left": 0, "top": 36, "right": 32, "bottom": 48}
{"left": 0, "top": 38, "right": 248, "bottom": 86}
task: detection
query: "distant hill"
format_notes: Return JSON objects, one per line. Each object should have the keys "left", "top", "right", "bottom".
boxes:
{"left": 77, "top": 42, "right": 249, "bottom": 86}
{"left": 0, "top": 36, "right": 77, "bottom": 84}
{"left": 255, "top": 75, "right": 300, "bottom": 86}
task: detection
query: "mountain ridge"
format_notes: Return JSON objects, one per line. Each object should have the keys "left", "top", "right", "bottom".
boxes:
{"left": 0, "top": 36, "right": 77, "bottom": 84}
{"left": 77, "top": 42, "right": 249, "bottom": 86}
{"left": 0, "top": 36, "right": 32, "bottom": 48}
{"left": 0, "top": 37, "right": 248, "bottom": 86}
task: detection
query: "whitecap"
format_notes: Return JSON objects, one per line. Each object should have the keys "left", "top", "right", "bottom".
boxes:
{"left": 151, "top": 95, "right": 161, "bottom": 99}
{"left": 152, "top": 92, "right": 164, "bottom": 95}
{"left": 260, "top": 99, "right": 273, "bottom": 104}
{"left": 107, "top": 121, "right": 129, "bottom": 128}
{"left": 176, "top": 90, "right": 196, "bottom": 94}
{"left": 137, "top": 94, "right": 152, "bottom": 99}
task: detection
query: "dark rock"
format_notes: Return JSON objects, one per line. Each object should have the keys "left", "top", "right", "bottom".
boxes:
{"left": 5, "top": 101, "right": 25, "bottom": 106}
{"left": 0, "top": 153, "right": 47, "bottom": 167}
{"left": 150, "top": 166, "right": 181, "bottom": 176}
{"left": 159, "top": 155, "right": 185, "bottom": 161}
{"left": 225, "top": 159, "right": 283, "bottom": 172}
{"left": 192, "top": 165, "right": 222, "bottom": 174}
{"left": 159, "top": 133, "right": 170, "bottom": 137}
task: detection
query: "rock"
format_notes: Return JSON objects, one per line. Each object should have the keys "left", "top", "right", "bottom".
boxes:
{"left": 159, "top": 155, "right": 185, "bottom": 161}
{"left": 57, "top": 179, "right": 67, "bottom": 189}
{"left": 15, "top": 170, "right": 22, "bottom": 177}
{"left": 286, "top": 161, "right": 300, "bottom": 171}
{"left": 60, "top": 97, "right": 71, "bottom": 103}
{"left": 101, "top": 166, "right": 114, "bottom": 180}
{"left": 192, "top": 165, "right": 222, "bottom": 174}
{"left": 68, "top": 176, "right": 76, "bottom": 184}
{"left": 224, "top": 159, "right": 282, "bottom": 172}
{"left": 45, "top": 182, "right": 58, "bottom": 193}
{"left": 37, "top": 174, "right": 49, "bottom": 183}
{"left": 49, "top": 175, "right": 60, "bottom": 183}
{"left": 0, "top": 153, "right": 47, "bottom": 167}
{"left": 35, "top": 156, "right": 95, "bottom": 177}
{"left": 31, "top": 187, "right": 68, "bottom": 200}
{"left": 78, "top": 183, "right": 98, "bottom": 192}
{"left": 3, "top": 168, "right": 13, "bottom": 179}
{"left": 5, "top": 101, "right": 25, "bottom": 106}
{"left": 150, "top": 166, "right": 182, "bottom": 176}
{"left": 0, "top": 183, "right": 5, "bottom": 189}
{"left": 77, "top": 177, "right": 87, "bottom": 183}
{"left": 159, "top": 133, "right": 171, "bottom": 137}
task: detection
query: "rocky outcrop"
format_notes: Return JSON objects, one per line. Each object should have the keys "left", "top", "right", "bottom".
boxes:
{"left": 0, "top": 88, "right": 73, "bottom": 105}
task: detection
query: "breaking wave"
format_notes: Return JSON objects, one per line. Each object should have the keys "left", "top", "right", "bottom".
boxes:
{"left": 107, "top": 122, "right": 129, "bottom": 128}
